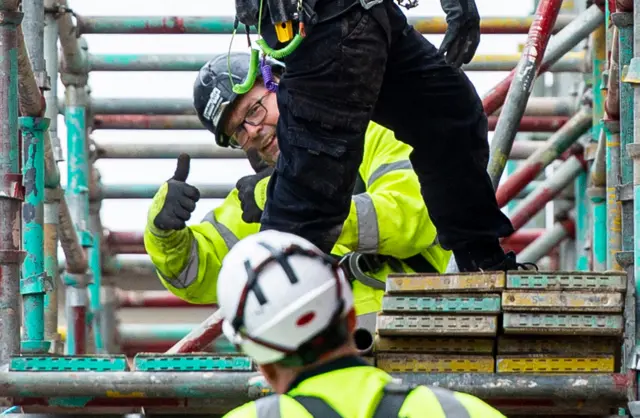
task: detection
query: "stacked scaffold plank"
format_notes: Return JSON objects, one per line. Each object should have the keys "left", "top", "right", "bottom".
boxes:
{"left": 374, "top": 272, "right": 503, "bottom": 373}
{"left": 374, "top": 270, "right": 628, "bottom": 374}
{"left": 497, "top": 271, "right": 626, "bottom": 374}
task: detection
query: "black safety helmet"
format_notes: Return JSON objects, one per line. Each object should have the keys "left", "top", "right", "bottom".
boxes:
{"left": 193, "top": 51, "right": 285, "bottom": 149}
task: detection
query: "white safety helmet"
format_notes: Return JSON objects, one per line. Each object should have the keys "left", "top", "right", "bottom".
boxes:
{"left": 217, "top": 230, "right": 354, "bottom": 366}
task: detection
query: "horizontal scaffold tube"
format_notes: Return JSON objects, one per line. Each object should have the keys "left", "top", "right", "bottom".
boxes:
{"left": 75, "top": 15, "right": 576, "bottom": 35}
{"left": 100, "top": 183, "right": 234, "bottom": 199}
{"left": 95, "top": 142, "right": 245, "bottom": 159}
{"left": 71, "top": 96, "right": 577, "bottom": 116}
{"left": 118, "top": 290, "right": 215, "bottom": 308}
{"left": 87, "top": 52, "right": 587, "bottom": 73}
{"left": 91, "top": 114, "right": 570, "bottom": 133}
{"left": 0, "top": 372, "right": 629, "bottom": 401}
{"left": 94, "top": 139, "right": 546, "bottom": 160}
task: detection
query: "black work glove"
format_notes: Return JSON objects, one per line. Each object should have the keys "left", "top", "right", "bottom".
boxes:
{"left": 236, "top": 166, "right": 275, "bottom": 224}
{"left": 438, "top": 0, "right": 481, "bottom": 68}
{"left": 152, "top": 153, "right": 201, "bottom": 232}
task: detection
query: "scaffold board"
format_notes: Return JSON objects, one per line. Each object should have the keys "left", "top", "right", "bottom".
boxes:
{"left": 377, "top": 353, "right": 494, "bottom": 373}
{"left": 133, "top": 353, "right": 254, "bottom": 371}
{"left": 377, "top": 314, "right": 498, "bottom": 337}
{"left": 382, "top": 294, "right": 501, "bottom": 314}
{"left": 375, "top": 336, "right": 494, "bottom": 354}
{"left": 386, "top": 272, "right": 505, "bottom": 294}
{"left": 506, "top": 271, "right": 627, "bottom": 291}
{"left": 502, "top": 313, "right": 624, "bottom": 336}
{"left": 501, "top": 290, "right": 623, "bottom": 312}
{"left": 497, "top": 335, "right": 620, "bottom": 355}
{"left": 10, "top": 355, "right": 129, "bottom": 372}
{"left": 496, "top": 355, "right": 615, "bottom": 373}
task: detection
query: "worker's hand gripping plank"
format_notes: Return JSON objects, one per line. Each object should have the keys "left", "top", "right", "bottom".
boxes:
{"left": 148, "top": 153, "right": 201, "bottom": 235}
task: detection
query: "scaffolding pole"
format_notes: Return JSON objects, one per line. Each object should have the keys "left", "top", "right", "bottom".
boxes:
{"left": 496, "top": 108, "right": 591, "bottom": 207}
{"left": 517, "top": 218, "right": 576, "bottom": 263}
{"left": 0, "top": 0, "right": 23, "bottom": 366}
{"left": 483, "top": 4, "right": 604, "bottom": 116}
{"left": 509, "top": 155, "right": 586, "bottom": 232}
{"left": 74, "top": 14, "right": 576, "bottom": 35}
{"left": 487, "top": 0, "right": 564, "bottom": 188}
{"left": 71, "top": 96, "right": 577, "bottom": 117}
{"left": 86, "top": 52, "right": 588, "bottom": 73}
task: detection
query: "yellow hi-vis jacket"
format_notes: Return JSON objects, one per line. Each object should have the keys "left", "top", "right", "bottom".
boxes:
{"left": 221, "top": 356, "right": 505, "bottom": 418}
{"left": 144, "top": 122, "right": 452, "bottom": 315}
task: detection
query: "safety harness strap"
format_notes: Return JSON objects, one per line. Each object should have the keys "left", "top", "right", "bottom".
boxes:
{"left": 292, "top": 382, "right": 413, "bottom": 417}
{"left": 293, "top": 396, "right": 344, "bottom": 417}
{"left": 371, "top": 382, "right": 412, "bottom": 418}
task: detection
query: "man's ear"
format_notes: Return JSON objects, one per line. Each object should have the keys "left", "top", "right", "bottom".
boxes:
{"left": 245, "top": 147, "right": 270, "bottom": 174}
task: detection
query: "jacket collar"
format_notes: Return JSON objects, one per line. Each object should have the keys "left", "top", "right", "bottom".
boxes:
{"left": 286, "top": 355, "right": 369, "bottom": 393}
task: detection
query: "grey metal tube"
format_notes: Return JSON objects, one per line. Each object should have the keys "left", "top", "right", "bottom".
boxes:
{"left": 94, "top": 142, "right": 245, "bottom": 159}
{"left": 492, "top": 96, "right": 579, "bottom": 117}
{"left": 56, "top": 0, "right": 86, "bottom": 74}
{"left": 488, "top": 0, "right": 563, "bottom": 189}
{"left": 44, "top": 0, "right": 62, "bottom": 162}
{"left": 0, "top": 4, "right": 23, "bottom": 366}
{"left": 517, "top": 219, "right": 575, "bottom": 263}
{"left": 86, "top": 52, "right": 586, "bottom": 73}
{"left": 0, "top": 372, "right": 628, "bottom": 401}
{"left": 57, "top": 190, "right": 88, "bottom": 274}
{"left": 101, "top": 183, "right": 233, "bottom": 199}
{"left": 66, "top": 96, "right": 577, "bottom": 116}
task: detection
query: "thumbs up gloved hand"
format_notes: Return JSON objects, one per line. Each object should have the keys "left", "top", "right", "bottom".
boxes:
{"left": 147, "top": 153, "right": 201, "bottom": 236}
{"left": 438, "top": 0, "right": 481, "bottom": 68}
{"left": 236, "top": 166, "right": 275, "bottom": 224}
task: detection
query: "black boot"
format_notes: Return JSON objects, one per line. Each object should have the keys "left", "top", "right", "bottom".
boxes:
{"left": 454, "top": 241, "right": 539, "bottom": 273}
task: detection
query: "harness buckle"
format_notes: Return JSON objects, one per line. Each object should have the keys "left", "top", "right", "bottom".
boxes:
{"left": 359, "top": 0, "right": 384, "bottom": 10}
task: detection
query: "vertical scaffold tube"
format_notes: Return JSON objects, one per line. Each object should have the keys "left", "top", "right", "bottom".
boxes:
{"left": 575, "top": 167, "right": 590, "bottom": 270}
{"left": 605, "top": 120, "right": 623, "bottom": 270}
{"left": 590, "top": 18, "right": 608, "bottom": 273}
{"left": 487, "top": 0, "right": 563, "bottom": 188}
{"left": 615, "top": 11, "right": 635, "bottom": 252}
{"left": 89, "top": 167, "right": 104, "bottom": 352}
{"left": 0, "top": 3, "right": 23, "bottom": 365}
{"left": 63, "top": 83, "right": 92, "bottom": 355}
{"left": 19, "top": 116, "right": 51, "bottom": 354}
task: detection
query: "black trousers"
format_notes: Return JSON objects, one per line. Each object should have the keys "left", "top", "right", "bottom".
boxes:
{"left": 260, "top": 0, "right": 515, "bottom": 258}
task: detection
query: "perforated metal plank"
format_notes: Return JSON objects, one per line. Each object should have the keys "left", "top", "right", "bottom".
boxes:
{"left": 506, "top": 271, "right": 627, "bottom": 291}
{"left": 382, "top": 294, "right": 501, "bottom": 314}
{"left": 133, "top": 354, "right": 254, "bottom": 371}
{"left": 377, "top": 353, "right": 494, "bottom": 373}
{"left": 10, "top": 355, "right": 129, "bottom": 372}
{"left": 497, "top": 335, "right": 620, "bottom": 355}
{"left": 377, "top": 314, "right": 498, "bottom": 337}
{"left": 502, "top": 313, "right": 624, "bottom": 336}
{"left": 496, "top": 355, "right": 615, "bottom": 373}
{"left": 375, "top": 336, "right": 494, "bottom": 354}
{"left": 386, "top": 272, "right": 505, "bottom": 294}
{"left": 502, "top": 290, "right": 623, "bottom": 312}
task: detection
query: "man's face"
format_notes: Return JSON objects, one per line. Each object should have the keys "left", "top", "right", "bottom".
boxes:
{"left": 223, "top": 84, "right": 280, "bottom": 166}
